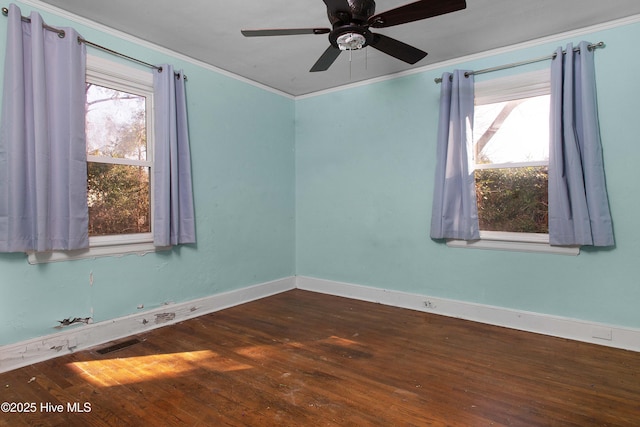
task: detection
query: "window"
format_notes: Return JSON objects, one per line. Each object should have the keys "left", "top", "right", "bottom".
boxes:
{"left": 86, "top": 67, "right": 152, "bottom": 239}
{"left": 28, "top": 56, "right": 160, "bottom": 263}
{"left": 447, "top": 69, "right": 579, "bottom": 255}
{"left": 474, "top": 93, "right": 549, "bottom": 234}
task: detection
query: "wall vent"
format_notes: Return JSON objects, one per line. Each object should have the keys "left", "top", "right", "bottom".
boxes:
{"left": 96, "top": 338, "right": 141, "bottom": 355}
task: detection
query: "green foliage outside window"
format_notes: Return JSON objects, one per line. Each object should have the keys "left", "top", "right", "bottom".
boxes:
{"left": 475, "top": 166, "right": 548, "bottom": 233}
{"left": 87, "top": 163, "right": 150, "bottom": 236}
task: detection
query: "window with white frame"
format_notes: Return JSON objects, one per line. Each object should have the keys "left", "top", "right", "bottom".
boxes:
{"left": 447, "top": 69, "right": 579, "bottom": 255}
{"left": 28, "top": 56, "right": 159, "bottom": 263}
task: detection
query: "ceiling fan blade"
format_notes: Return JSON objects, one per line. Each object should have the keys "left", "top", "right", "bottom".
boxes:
{"left": 368, "top": 0, "right": 466, "bottom": 28}
{"left": 241, "top": 28, "right": 330, "bottom": 37}
{"left": 310, "top": 45, "right": 342, "bottom": 72}
{"left": 369, "top": 33, "right": 427, "bottom": 64}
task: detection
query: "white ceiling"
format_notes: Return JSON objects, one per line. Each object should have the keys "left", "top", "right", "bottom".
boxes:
{"left": 36, "top": 0, "right": 640, "bottom": 96}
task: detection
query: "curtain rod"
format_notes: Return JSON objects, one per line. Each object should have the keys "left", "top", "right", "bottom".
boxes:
{"left": 434, "top": 41, "right": 605, "bottom": 84}
{"left": 2, "top": 6, "right": 186, "bottom": 79}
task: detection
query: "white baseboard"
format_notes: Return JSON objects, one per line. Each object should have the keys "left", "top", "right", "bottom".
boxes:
{"left": 3, "top": 274, "right": 637, "bottom": 374}
{"left": 296, "top": 276, "right": 640, "bottom": 353}
{"left": 0, "top": 276, "right": 295, "bottom": 374}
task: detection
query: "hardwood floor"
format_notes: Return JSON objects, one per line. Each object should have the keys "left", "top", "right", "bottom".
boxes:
{"left": 1, "top": 289, "right": 638, "bottom": 426}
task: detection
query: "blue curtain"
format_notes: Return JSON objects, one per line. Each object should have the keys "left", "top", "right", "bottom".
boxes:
{"left": 0, "top": 4, "right": 88, "bottom": 252}
{"left": 548, "top": 41, "right": 614, "bottom": 246}
{"left": 430, "top": 70, "right": 479, "bottom": 240}
{"left": 153, "top": 65, "right": 196, "bottom": 247}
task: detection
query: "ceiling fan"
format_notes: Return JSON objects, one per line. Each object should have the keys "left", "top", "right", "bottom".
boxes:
{"left": 241, "top": 0, "right": 467, "bottom": 72}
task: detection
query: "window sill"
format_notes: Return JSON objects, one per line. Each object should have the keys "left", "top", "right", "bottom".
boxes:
{"left": 446, "top": 231, "right": 580, "bottom": 255}
{"left": 27, "top": 234, "right": 170, "bottom": 264}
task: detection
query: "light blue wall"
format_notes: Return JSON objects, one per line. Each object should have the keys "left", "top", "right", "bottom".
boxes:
{"left": 296, "top": 21, "right": 640, "bottom": 328}
{"left": 2, "top": 2, "right": 638, "bottom": 348}
{"left": 0, "top": 2, "right": 295, "bottom": 345}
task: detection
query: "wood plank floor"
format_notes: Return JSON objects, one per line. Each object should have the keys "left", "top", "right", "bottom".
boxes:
{"left": 1, "top": 289, "right": 639, "bottom": 426}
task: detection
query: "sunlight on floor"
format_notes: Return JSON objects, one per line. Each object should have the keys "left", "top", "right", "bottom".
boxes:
{"left": 67, "top": 350, "right": 252, "bottom": 387}
{"left": 235, "top": 335, "right": 360, "bottom": 359}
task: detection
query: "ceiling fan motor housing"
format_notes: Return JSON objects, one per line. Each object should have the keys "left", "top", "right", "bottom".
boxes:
{"left": 327, "top": 0, "right": 376, "bottom": 26}
{"left": 327, "top": 0, "right": 376, "bottom": 49}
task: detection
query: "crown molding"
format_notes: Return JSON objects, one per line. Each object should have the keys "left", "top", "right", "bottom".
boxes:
{"left": 297, "top": 13, "right": 640, "bottom": 99}
{"left": 12, "top": 2, "right": 640, "bottom": 101}
{"left": 15, "top": 0, "right": 295, "bottom": 99}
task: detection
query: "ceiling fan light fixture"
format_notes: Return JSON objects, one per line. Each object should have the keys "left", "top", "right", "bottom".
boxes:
{"left": 336, "top": 32, "right": 366, "bottom": 50}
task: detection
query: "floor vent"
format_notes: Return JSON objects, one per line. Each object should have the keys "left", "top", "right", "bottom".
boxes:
{"left": 96, "top": 338, "right": 141, "bottom": 355}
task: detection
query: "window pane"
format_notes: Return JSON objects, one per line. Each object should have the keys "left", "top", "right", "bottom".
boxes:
{"left": 87, "top": 162, "right": 150, "bottom": 236}
{"left": 475, "top": 167, "right": 548, "bottom": 233}
{"left": 474, "top": 95, "right": 549, "bottom": 164}
{"left": 86, "top": 84, "right": 146, "bottom": 161}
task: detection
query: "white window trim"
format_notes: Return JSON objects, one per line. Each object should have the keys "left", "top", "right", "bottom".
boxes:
{"left": 474, "top": 68, "right": 550, "bottom": 104}
{"left": 447, "top": 231, "right": 580, "bottom": 256}
{"left": 447, "top": 69, "right": 580, "bottom": 255}
{"left": 27, "top": 235, "right": 170, "bottom": 264}
{"left": 28, "top": 55, "right": 166, "bottom": 264}
{"left": 475, "top": 160, "right": 548, "bottom": 170}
